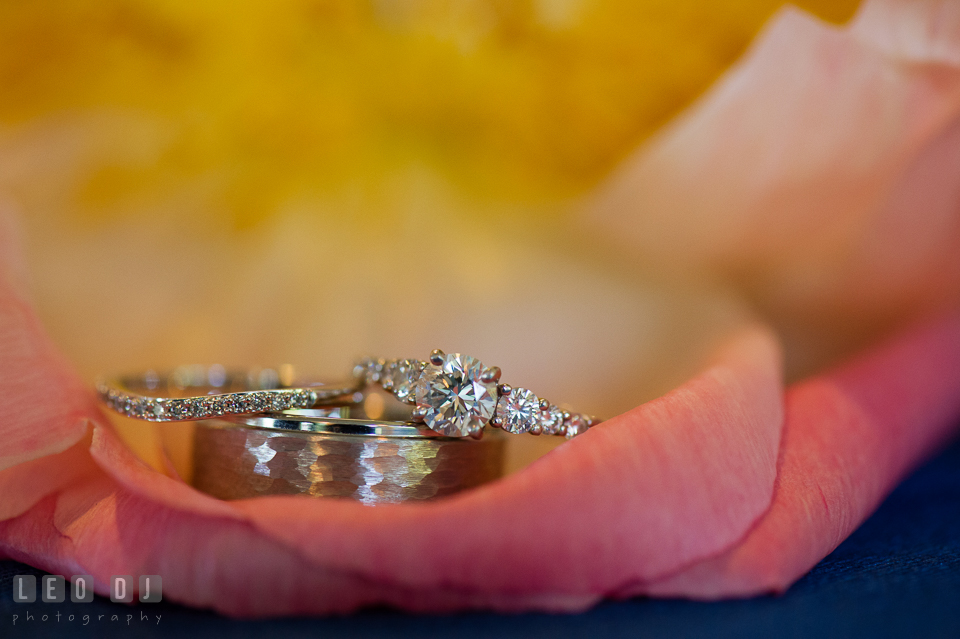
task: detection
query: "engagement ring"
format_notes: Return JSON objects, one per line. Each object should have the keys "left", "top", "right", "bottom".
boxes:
{"left": 355, "top": 350, "right": 599, "bottom": 439}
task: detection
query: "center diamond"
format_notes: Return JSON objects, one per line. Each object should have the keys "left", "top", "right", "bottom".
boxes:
{"left": 414, "top": 353, "right": 498, "bottom": 437}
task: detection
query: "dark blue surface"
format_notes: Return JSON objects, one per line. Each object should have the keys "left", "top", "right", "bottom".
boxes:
{"left": 4, "top": 436, "right": 960, "bottom": 638}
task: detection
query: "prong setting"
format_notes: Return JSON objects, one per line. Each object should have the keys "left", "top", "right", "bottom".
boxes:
{"left": 429, "top": 349, "right": 445, "bottom": 366}
{"left": 480, "top": 366, "right": 501, "bottom": 383}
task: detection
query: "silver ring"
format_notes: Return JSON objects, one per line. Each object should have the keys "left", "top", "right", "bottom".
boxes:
{"left": 355, "top": 350, "right": 600, "bottom": 439}
{"left": 97, "top": 365, "right": 359, "bottom": 422}
{"left": 223, "top": 410, "right": 450, "bottom": 438}
{"left": 192, "top": 415, "right": 505, "bottom": 502}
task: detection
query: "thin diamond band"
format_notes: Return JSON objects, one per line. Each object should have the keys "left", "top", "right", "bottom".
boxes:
{"left": 354, "top": 350, "right": 600, "bottom": 439}
{"left": 97, "top": 365, "right": 358, "bottom": 423}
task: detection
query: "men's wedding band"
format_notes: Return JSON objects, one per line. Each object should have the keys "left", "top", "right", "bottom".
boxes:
{"left": 193, "top": 415, "right": 505, "bottom": 503}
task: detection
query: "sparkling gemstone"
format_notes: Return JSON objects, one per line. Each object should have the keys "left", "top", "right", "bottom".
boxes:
{"left": 353, "top": 357, "right": 381, "bottom": 385}
{"left": 540, "top": 404, "right": 565, "bottom": 435}
{"left": 495, "top": 387, "right": 540, "bottom": 434}
{"left": 271, "top": 393, "right": 290, "bottom": 411}
{"left": 220, "top": 396, "right": 240, "bottom": 414}
{"left": 295, "top": 390, "right": 316, "bottom": 408}
{"left": 380, "top": 360, "right": 397, "bottom": 389}
{"left": 202, "top": 396, "right": 224, "bottom": 416}
{"left": 414, "top": 353, "right": 497, "bottom": 437}
{"left": 390, "top": 359, "right": 422, "bottom": 403}
{"left": 131, "top": 399, "right": 147, "bottom": 418}
{"left": 565, "top": 413, "right": 589, "bottom": 439}
{"left": 193, "top": 398, "right": 210, "bottom": 418}
{"left": 168, "top": 400, "right": 191, "bottom": 420}
{"left": 250, "top": 392, "right": 269, "bottom": 412}
{"left": 151, "top": 401, "right": 165, "bottom": 419}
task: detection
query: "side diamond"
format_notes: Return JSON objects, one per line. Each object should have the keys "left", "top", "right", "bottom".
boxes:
{"left": 390, "top": 359, "right": 422, "bottom": 403}
{"left": 495, "top": 387, "right": 540, "bottom": 435}
{"left": 353, "top": 357, "right": 382, "bottom": 385}
{"left": 540, "top": 403, "right": 565, "bottom": 436}
{"left": 380, "top": 360, "right": 398, "bottom": 390}
{"left": 564, "top": 413, "right": 589, "bottom": 439}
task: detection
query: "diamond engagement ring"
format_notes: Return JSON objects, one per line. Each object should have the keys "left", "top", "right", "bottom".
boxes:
{"left": 97, "top": 365, "right": 359, "bottom": 422}
{"left": 355, "top": 350, "right": 599, "bottom": 439}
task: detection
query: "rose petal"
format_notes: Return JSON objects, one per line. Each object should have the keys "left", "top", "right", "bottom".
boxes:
{"left": 0, "top": 432, "right": 99, "bottom": 521}
{"left": 88, "top": 424, "right": 242, "bottom": 520}
{"left": 0, "top": 201, "right": 102, "bottom": 471}
{"left": 0, "top": 480, "right": 599, "bottom": 615}
{"left": 640, "top": 312, "right": 960, "bottom": 598}
{"left": 2, "top": 325, "right": 783, "bottom": 615}
{"left": 589, "top": 0, "right": 960, "bottom": 323}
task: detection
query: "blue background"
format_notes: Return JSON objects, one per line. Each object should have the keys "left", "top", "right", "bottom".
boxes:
{"left": 4, "top": 435, "right": 960, "bottom": 638}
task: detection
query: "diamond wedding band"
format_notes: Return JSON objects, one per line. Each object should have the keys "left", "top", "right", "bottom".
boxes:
{"left": 355, "top": 350, "right": 599, "bottom": 439}
{"left": 97, "top": 365, "right": 358, "bottom": 423}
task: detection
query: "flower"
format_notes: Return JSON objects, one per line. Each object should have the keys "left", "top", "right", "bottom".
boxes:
{"left": 2, "top": 0, "right": 960, "bottom": 616}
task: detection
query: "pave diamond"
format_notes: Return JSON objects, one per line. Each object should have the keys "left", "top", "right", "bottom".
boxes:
{"left": 97, "top": 376, "right": 340, "bottom": 424}
{"left": 495, "top": 387, "right": 540, "bottom": 435}
{"left": 271, "top": 394, "right": 290, "bottom": 411}
{"left": 414, "top": 353, "right": 497, "bottom": 437}
{"left": 168, "top": 399, "right": 192, "bottom": 420}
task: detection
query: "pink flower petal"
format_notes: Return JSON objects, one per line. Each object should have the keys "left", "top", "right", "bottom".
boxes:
{"left": 88, "top": 424, "right": 243, "bottom": 521}
{"left": 0, "top": 436, "right": 99, "bottom": 521}
{"left": 0, "top": 201, "right": 102, "bottom": 472}
{"left": 590, "top": 0, "right": 960, "bottom": 320}
{"left": 640, "top": 313, "right": 960, "bottom": 598}
{"left": 2, "top": 326, "right": 783, "bottom": 615}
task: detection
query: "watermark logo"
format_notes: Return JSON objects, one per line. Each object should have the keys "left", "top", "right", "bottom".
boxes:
{"left": 12, "top": 574, "right": 162, "bottom": 604}
{"left": 11, "top": 574, "right": 163, "bottom": 627}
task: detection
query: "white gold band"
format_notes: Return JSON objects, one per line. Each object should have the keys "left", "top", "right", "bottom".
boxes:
{"left": 97, "top": 365, "right": 357, "bottom": 423}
